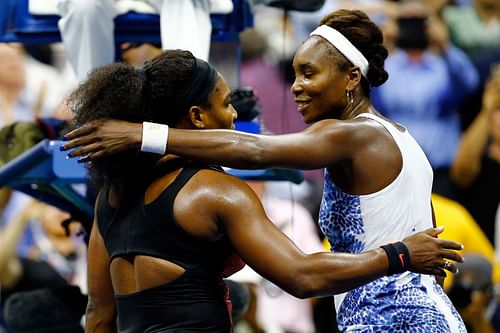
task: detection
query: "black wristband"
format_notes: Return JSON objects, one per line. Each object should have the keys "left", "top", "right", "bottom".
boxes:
{"left": 380, "top": 241, "right": 412, "bottom": 275}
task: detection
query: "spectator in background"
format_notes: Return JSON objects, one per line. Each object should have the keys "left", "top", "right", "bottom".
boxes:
{"left": 120, "top": 42, "right": 162, "bottom": 69}
{"left": 371, "top": 1, "right": 479, "bottom": 199}
{"left": 239, "top": 28, "right": 302, "bottom": 136}
{"left": 441, "top": 0, "right": 500, "bottom": 131}
{"left": 447, "top": 254, "right": 498, "bottom": 333}
{"left": 56, "top": 0, "right": 233, "bottom": 81}
{"left": 232, "top": 181, "right": 324, "bottom": 333}
{"left": 0, "top": 42, "right": 68, "bottom": 257}
{"left": 432, "top": 193, "right": 500, "bottom": 290}
{"left": 450, "top": 65, "right": 500, "bottom": 246}
{"left": 443, "top": 0, "right": 500, "bottom": 61}
{"left": 0, "top": 200, "right": 87, "bottom": 331}
{"left": 0, "top": 43, "right": 64, "bottom": 128}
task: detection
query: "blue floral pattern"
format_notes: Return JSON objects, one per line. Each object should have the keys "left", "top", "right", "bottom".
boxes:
{"left": 319, "top": 171, "right": 365, "bottom": 253}
{"left": 336, "top": 273, "right": 468, "bottom": 332}
{"left": 318, "top": 170, "right": 466, "bottom": 332}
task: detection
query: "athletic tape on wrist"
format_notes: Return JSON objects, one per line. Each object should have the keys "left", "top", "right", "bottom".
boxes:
{"left": 141, "top": 122, "right": 169, "bottom": 155}
{"left": 380, "top": 241, "right": 411, "bottom": 275}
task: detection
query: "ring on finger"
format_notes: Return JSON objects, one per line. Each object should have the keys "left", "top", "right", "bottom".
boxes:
{"left": 443, "top": 261, "right": 452, "bottom": 270}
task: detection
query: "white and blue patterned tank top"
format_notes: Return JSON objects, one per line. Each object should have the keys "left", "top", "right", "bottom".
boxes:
{"left": 318, "top": 113, "right": 466, "bottom": 332}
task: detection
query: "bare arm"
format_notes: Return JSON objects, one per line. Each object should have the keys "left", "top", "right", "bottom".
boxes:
{"left": 211, "top": 175, "right": 463, "bottom": 298}
{"left": 86, "top": 220, "right": 117, "bottom": 333}
{"left": 63, "top": 119, "right": 357, "bottom": 170}
{"left": 451, "top": 79, "right": 500, "bottom": 188}
{"left": 0, "top": 202, "right": 34, "bottom": 287}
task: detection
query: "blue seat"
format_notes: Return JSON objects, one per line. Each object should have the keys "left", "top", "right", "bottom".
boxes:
{"left": 0, "top": 0, "right": 254, "bottom": 44}
{"left": 0, "top": 139, "right": 94, "bottom": 220}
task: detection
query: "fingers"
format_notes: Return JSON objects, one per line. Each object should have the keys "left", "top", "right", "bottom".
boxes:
{"left": 439, "top": 248, "right": 464, "bottom": 264}
{"left": 423, "top": 226, "right": 444, "bottom": 237}
{"left": 432, "top": 268, "right": 447, "bottom": 278}
{"left": 62, "top": 134, "right": 100, "bottom": 152}
{"left": 62, "top": 138, "right": 86, "bottom": 152}
{"left": 437, "top": 238, "right": 464, "bottom": 252}
{"left": 63, "top": 124, "right": 96, "bottom": 141}
{"left": 78, "top": 150, "right": 105, "bottom": 163}
{"left": 66, "top": 142, "right": 103, "bottom": 159}
{"left": 442, "top": 260, "right": 458, "bottom": 274}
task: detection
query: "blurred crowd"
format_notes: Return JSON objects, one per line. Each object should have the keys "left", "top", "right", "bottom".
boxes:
{"left": 0, "top": 0, "right": 499, "bottom": 332}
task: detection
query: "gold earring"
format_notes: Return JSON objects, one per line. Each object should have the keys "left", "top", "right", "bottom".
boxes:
{"left": 346, "top": 90, "right": 354, "bottom": 105}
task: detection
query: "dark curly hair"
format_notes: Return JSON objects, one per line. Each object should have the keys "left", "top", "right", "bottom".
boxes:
{"left": 67, "top": 50, "right": 203, "bottom": 190}
{"left": 319, "top": 9, "right": 389, "bottom": 93}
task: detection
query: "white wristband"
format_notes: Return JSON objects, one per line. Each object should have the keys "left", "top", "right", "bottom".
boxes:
{"left": 141, "top": 122, "right": 169, "bottom": 154}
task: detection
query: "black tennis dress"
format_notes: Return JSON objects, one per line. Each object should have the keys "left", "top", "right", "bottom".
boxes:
{"left": 96, "top": 163, "right": 244, "bottom": 333}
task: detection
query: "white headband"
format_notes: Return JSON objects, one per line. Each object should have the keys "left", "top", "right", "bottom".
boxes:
{"left": 310, "top": 25, "right": 369, "bottom": 78}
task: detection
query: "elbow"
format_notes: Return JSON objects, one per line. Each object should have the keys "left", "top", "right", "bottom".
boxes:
{"left": 86, "top": 296, "right": 116, "bottom": 330}
{"left": 283, "top": 265, "right": 332, "bottom": 299}
{"left": 285, "top": 277, "right": 311, "bottom": 299}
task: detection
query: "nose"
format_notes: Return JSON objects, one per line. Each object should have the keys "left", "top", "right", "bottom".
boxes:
{"left": 231, "top": 104, "right": 238, "bottom": 120}
{"left": 291, "top": 77, "right": 303, "bottom": 97}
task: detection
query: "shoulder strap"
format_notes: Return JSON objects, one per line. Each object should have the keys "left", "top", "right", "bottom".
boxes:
{"left": 162, "top": 163, "right": 204, "bottom": 204}
{"left": 95, "top": 184, "right": 117, "bottom": 240}
{"left": 355, "top": 112, "right": 406, "bottom": 144}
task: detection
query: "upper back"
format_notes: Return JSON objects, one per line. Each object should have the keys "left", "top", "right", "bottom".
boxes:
{"left": 96, "top": 162, "right": 235, "bottom": 271}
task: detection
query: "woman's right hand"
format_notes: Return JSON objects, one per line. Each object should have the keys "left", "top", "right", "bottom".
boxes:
{"left": 403, "top": 226, "right": 464, "bottom": 277}
{"left": 62, "top": 119, "right": 143, "bottom": 162}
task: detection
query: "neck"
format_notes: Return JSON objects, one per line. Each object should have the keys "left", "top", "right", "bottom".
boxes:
{"left": 341, "top": 95, "right": 372, "bottom": 120}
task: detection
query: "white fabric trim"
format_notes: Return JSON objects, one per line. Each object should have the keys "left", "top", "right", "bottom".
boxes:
{"left": 141, "top": 122, "right": 169, "bottom": 155}
{"left": 31, "top": 0, "right": 232, "bottom": 16}
{"left": 310, "top": 25, "right": 369, "bottom": 78}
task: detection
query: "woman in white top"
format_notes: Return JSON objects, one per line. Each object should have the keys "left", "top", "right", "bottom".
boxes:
{"left": 63, "top": 9, "right": 466, "bottom": 332}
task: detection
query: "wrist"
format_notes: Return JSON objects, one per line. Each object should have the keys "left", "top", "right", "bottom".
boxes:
{"left": 380, "top": 241, "right": 412, "bottom": 275}
{"left": 140, "top": 122, "right": 169, "bottom": 154}
{"left": 133, "top": 123, "right": 143, "bottom": 150}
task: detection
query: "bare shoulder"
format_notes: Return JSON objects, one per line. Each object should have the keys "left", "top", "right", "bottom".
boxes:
{"left": 173, "top": 167, "right": 263, "bottom": 239}
{"left": 348, "top": 115, "right": 401, "bottom": 147}
{"left": 178, "top": 167, "right": 258, "bottom": 207}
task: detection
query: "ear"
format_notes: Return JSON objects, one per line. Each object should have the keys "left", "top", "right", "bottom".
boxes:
{"left": 346, "top": 66, "right": 363, "bottom": 91}
{"left": 187, "top": 106, "right": 206, "bottom": 129}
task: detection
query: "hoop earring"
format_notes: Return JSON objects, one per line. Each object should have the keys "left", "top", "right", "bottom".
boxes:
{"left": 346, "top": 90, "right": 354, "bottom": 105}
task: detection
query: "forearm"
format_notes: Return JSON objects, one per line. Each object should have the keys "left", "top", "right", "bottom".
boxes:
{"left": 451, "top": 111, "right": 490, "bottom": 187}
{"left": 0, "top": 213, "right": 31, "bottom": 271}
{"left": 168, "top": 128, "right": 278, "bottom": 169}
{"left": 292, "top": 248, "right": 388, "bottom": 298}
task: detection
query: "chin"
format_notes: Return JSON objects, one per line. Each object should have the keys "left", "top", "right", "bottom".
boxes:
{"left": 299, "top": 112, "right": 311, "bottom": 124}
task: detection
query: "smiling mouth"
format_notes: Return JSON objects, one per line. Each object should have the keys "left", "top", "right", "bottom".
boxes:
{"left": 295, "top": 100, "right": 311, "bottom": 113}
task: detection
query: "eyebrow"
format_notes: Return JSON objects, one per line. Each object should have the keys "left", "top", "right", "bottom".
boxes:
{"left": 295, "top": 62, "right": 315, "bottom": 71}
